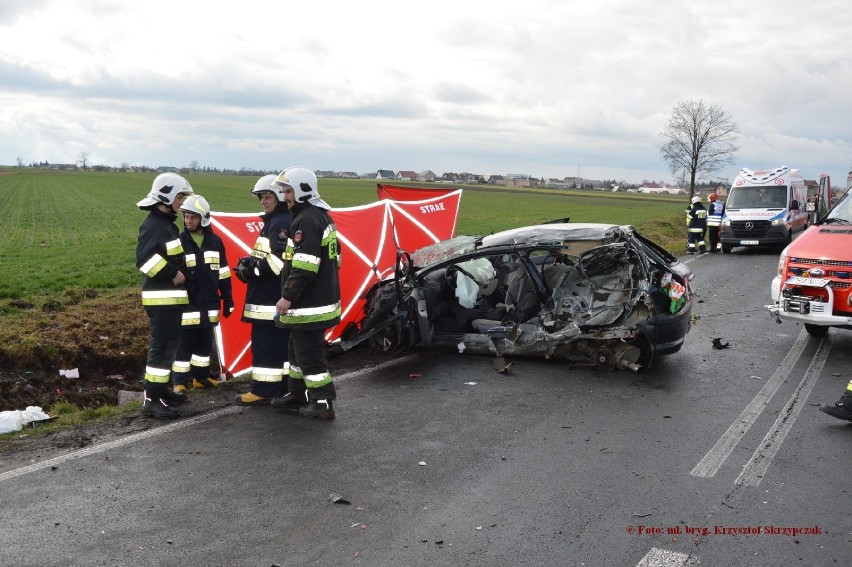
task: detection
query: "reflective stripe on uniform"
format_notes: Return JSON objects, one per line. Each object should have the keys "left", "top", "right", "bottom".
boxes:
{"left": 304, "top": 371, "right": 333, "bottom": 389}
{"left": 208, "top": 309, "right": 221, "bottom": 324}
{"left": 292, "top": 252, "right": 321, "bottom": 273}
{"left": 289, "top": 365, "right": 303, "bottom": 380}
{"left": 191, "top": 354, "right": 210, "bottom": 368}
{"left": 252, "top": 366, "right": 283, "bottom": 382}
{"left": 166, "top": 238, "right": 183, "bottom": 256}
{"left": 172, "top": 360, "right": 190, "bottom": 373}
{"left": 204, "top": 251, "right": 220, "bottom": 264}
{"left": 265, "top": 253, "right": 284, "bottom": 275}
{"left": 144, "top": 365, "right": 171, "bottom": 384}
{"left": 219, "top": 266, "right": 231, "bottom": 280}
{"left": 243, "top": 303, "right": 277, "bottom": 321}
{"left": 142, "top": 289, "right": 189, "bottom": 306}
{"left": 182, "top": 311, "right": 201, "bottom": 325}
{"left": 140, "top": 254, "right": 168, "bottom": 277}
{"left": 184, "top": 253, "right": 198, "bottom": 267}
{"left": 278, "top": 302, "right": 341, "bottom": 325}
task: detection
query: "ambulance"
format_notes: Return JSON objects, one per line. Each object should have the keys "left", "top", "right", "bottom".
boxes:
{"left": 719, "top": 166, "right": 809, "bottom": 253}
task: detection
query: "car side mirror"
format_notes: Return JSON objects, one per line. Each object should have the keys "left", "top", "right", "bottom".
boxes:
{"left": 789, "top": 199, "right": 799, "bottom": 211}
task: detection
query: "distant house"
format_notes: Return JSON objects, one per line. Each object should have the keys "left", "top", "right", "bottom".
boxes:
{"left": 417, "top": 170, "right": 437, "bottom": 182}
{"left": 376, "top": 169, "right": 396, "bottom": 180}
{"left": 396, "top": 170, "right": 418, "bottom": 181}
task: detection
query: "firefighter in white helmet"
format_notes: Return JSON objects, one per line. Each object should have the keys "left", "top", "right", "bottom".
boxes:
{"left": 686, "top": 195, "right": 708, "bottom": 255}
{"left": 171, "top": 194, "right": 234, "bottom": 392}
{"left": 233, "top": 174, "right": 293, "bottom": 405}
{"left": 271, "top": 167, "right": 341, "bottom": 419}
{"left": 135, "top": 173, "right": 195, "bottom": 418}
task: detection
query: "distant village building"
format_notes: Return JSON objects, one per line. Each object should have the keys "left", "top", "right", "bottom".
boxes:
{"left": 396, "top": 170, "right": 418, "bottom": 181}
{"left": 376, "top": 169, "right": 396, "bottom": 180}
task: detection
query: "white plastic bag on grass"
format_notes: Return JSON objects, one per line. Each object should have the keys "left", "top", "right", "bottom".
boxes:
{"left": 0, "top": 406, "right": 50, "bottom": 434}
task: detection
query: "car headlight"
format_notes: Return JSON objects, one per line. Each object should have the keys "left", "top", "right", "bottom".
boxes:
{"left": 771, "top": 218, "right": 784, "bottom": 226}
{"left": 722, "top": 219, "right": 731, "bottom": 226}
{"left": 776, "top": 249, "right": 788, "bottom": 278}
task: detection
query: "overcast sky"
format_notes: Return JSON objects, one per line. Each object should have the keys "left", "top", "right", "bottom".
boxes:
{"left": 2, "top": 0, "right": 851, "bottom": 186}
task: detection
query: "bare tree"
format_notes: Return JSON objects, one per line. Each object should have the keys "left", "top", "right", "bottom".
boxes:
{"left": 77, "top": 151, "right": 90, "bottom": 171}
{"left": 188, "top": 160, "right": 199, "bottom": 173}
{"left": 659, "top": 100, "right": 740, "bottom": 198}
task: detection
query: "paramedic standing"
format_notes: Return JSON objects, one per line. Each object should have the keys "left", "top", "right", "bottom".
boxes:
{"left": 706, "top": 192, "right": 724, "bottom": 253}
{"left": 233, "top": 174, "right": 292, "bottom": 405}
{"left": 686, "top": 195, "right": 708, "bottom": 255}
{"left": 135, "top": 173, "right": 194, "bottom": 419}
{"left": 171, "top": 194, "right": 234, "bottom": 392}
{"left": 271, "top": 167, "right": 342, "bottom": 420}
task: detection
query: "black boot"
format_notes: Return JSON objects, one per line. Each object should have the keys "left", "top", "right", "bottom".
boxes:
{"left": 819, "top": 402, "right": 852, "bottom": 422}
{"left": 271, "top": 391, "right": 308, "bottom": 411}
{"left": 160, "top": 388, "right": 188, "bottom": 406}
{"left": 141, "top": 391, "right": 179, "bottom": 419}
{"left": 298, "top": 399, "right": 335, "bottom": 420}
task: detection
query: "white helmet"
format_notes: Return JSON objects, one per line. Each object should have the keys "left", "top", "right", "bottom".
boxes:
{"left": 180, "top": 194, "right": 212, "bottom": 227}
{"left": 137, "top": 173, "right": 193, "bottom": 208}
{"left": 274, "top": 167, "right": 330, "bottom": 210}
{"left": 252, "top": 173, "right": 285, "bottom": 201}
{"left": 691, "top": 195, "right": 701, "bottom": 204}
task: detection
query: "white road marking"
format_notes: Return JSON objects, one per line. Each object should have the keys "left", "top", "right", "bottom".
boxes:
{"left": 0, "top": 406, "right": 242, "bottom": 482}
{"left": 690, "top": 327, "right": 810, "bottom": 478}
{"left": 735, "top": 331, "right": 832, "bottom": 486}
{"left": 636, "top": 547, "right": 694, "bottom": 566}
{"left": 0, "top": 354, "right": 416, "bottom": 483}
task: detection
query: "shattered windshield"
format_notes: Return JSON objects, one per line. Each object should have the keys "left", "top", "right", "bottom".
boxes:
{"left": 411, "top": 236, "right": 477, "bottom": 267}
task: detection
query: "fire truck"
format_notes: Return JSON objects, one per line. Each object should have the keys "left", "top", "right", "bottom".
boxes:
{"left": 769, "top": 171, "right": 852, "bottom": 336}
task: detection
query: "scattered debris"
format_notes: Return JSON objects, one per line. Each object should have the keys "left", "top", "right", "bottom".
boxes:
{"left": 418, "top": 461, "right": 427, "bottom": 466}
{"left": 117, "top": 390, "right": 144, "bottom": 405}
{"left": 329, "top": 493, "right": 350, "bottom": 505}
{"left": 0, "top": 406, "right": 51, "bottom": 433}
{"left": 493, "top": 356, "right": 512, "bottom": 373}
{"left": 463, "top": 382, "right": 477, "bottom": 386}
{"left": 711, "top": 337, "right": 731, "bottom": 349}
{"left": 59, "top": 368, "right": 80, "bottom": 379}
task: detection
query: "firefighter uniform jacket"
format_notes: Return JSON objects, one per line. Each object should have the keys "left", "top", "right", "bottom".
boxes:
{"left": 136, "top": 207, "right": 188, "bottom": 309}
{"left": 276, "top": 202, "right": 342, "bottom": 331}
{"left": 241, "top": 206, "right": 292, "bottom": 325}
{"left": 179, "top": 227, "right": 233, "bottom": 327}
{"left": 687, "top": 202, "right": 708, "bottom": 232}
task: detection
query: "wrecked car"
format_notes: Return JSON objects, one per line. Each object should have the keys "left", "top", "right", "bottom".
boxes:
{"left": 340, "top": 222, "right": 694, "bottom": 372}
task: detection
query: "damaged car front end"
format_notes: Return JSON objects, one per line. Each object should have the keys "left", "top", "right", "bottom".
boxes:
{"left": 340, "top": 223, "right": 693, "bottom": 372}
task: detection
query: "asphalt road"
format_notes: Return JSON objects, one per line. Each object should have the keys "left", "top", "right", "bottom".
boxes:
{"left": 1, "top": 247, "right": 850, "bottom": 566}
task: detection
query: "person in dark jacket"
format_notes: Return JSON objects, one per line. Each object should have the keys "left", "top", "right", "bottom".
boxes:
{"left": 171, "top": 194, "right": 234, "bottom": 392}
{"left": 271, "top": 167, "right": 341, "bottom": 420}
{"left": 135, "top": 173, "right": 195, "bottom": 419}
{"left": 233, "top": 174, "right": 293, "bottom": 405}
{"left": 686, "top": 195, "right": 708, "bottom": 255}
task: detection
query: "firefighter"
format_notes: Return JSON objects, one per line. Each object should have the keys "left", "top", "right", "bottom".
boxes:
{"left": 819, "top": 381, "right": 852, "bottom": 422}
{"left": 171, "top": 195, "right": 234, "bottom": 392}
{"left": 271, "top": 167, "right": 342, "bottom": 420}
{"left": 135, "top": 173, "right": 194, "bottom": 419}
{"left": 706, "top": 192, "right": 724, "bottom": 253}
{"left": 233, "top": 174, "right": 292, "bottom": 405}
{"left": 686, "top": 195, "right": 708, "bottom": 255}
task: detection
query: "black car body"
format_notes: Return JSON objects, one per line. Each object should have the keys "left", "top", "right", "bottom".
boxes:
{"left": 340, "top": 222, "right": 694, "bottom": 372}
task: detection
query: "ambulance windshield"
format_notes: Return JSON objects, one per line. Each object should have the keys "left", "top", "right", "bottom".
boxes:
{"left": 726, "top": 185, "right": 787, "bottom": 209}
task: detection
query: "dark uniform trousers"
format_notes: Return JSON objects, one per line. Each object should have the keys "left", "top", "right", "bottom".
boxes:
{"left": 173, "top": 326, "right": 215, "bottom": 386}
{"left": 250, "top": 324, "right": 290, "bottom": 398}
{"left": 287, "top": 329, "right": 337, "bottom": 401}
{"left": 144, "top": 309, "right": 183, "bottom": 395}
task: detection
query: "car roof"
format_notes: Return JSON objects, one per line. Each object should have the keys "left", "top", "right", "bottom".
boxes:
{"left": 480, "top": 223, "right": 623, "bottom": 247}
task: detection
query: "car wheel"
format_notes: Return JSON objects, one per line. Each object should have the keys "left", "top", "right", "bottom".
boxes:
{"left": 804, "top": 323, "right": 829, "bottom": 337}
{"left": 721, "top": 244, "right": 732, "bottom": 254}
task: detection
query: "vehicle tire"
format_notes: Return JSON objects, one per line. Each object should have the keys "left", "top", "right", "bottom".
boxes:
{"left": 721, "top": 243, "right": 732, "bottom": 254}
{"left": 804, "top": 323, "right": 829, "bottom": 337}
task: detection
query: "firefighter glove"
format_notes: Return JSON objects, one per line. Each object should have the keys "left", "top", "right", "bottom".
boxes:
{"left": 234, "top": 256, "right": 259, "bottom": 283}
{"left": 222, "top": 298, "right": 234, "bottom": 318}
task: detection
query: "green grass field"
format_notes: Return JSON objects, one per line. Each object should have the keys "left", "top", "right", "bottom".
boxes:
{"left": 0, "top": 168, "right": 689, "bottom": 300}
